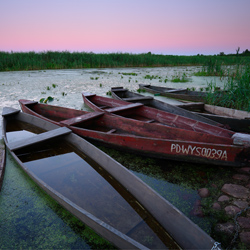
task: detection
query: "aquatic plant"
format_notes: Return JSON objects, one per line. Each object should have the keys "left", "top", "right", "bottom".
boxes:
{"left": 205, "top": 64, "right": 250, "bottom": 111}
{"left": 121, "top": 72, "right": 137, "bottom": 76}
{"left": 171, "top": 73, "right": 190, "bottom": 83}
{"left": 39, "top": 96, "right": 54, "bottom": 103}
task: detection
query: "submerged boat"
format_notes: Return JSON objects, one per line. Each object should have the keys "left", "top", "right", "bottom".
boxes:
{"left": 109, "top": 87, "right": 220, "bottom": 126}
{"left": 138, "top": 84, "right": 207, "bottom": 102}
{"left": 2, "top": 107, "right": 219, "bottom": 249}
{"left": 19, "top": 99, "right": 250, "bottom": 167}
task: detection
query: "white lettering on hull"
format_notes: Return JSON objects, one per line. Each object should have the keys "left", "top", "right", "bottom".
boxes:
{"left": 171, "top": 144, "right": 228, "bottom": 161}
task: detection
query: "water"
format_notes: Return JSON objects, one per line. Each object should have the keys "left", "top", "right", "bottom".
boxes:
{"left": 5, "top": 119, "right": 176, "bottom": 249}
{"left": 0, "top": 67, "right": 227, "bottom": 248}
{"left": 0, "top": 66, "right": 226, "bottom": 131}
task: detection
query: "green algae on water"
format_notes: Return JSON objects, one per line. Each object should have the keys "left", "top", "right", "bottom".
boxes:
{"left": 0, "top": 151, "right": 115, "bottom": 249}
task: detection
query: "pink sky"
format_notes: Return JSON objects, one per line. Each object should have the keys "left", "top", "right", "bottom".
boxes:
{"left": 1, "top": 0, "right": 250, "bottom": 55}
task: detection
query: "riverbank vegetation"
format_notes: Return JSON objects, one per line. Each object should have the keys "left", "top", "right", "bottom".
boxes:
{"left": 0, "top": 50, "right": 250, "bottom": 71}
{"left": 206, "top": 64, "right": 250, "bottom": 111}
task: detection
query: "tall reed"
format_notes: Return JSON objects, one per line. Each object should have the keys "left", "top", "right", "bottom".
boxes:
{"left": 205, "top": 64, "right": 250, "bottom": 111}
{"left": 0, "top": 51, "right": 249, "bottom": 72}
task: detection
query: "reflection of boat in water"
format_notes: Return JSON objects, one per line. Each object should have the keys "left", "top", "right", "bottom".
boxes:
{"left": 2, "top": 107, "right": 218, "bottom": 249}
{"left": 19, "top": 99, "right": 250, "bottom": 167}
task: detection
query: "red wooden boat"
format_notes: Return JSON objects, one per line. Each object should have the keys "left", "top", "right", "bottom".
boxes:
{"left": 82, "top": 92, "right": 230, "bottom": 138}
{"left": 19, "top": 99, "right": 250, "bottom": 167}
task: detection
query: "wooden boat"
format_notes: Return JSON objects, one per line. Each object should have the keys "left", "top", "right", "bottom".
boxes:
{"left": 109, "top": 87, "right": 220, "bottom": 126}
{"left": 19, "top": 99, "right": 250, "bottom": 167}
{"left": 111, "top": 87, "right": 250, "bottom": 133}
{"left": 82, "top": 92, "right": 228, "bottom": 137}
{"left": 177, "top": 102, "right": 250, "bottom": 133}
{"left": 0, "top": 142, "right": 6, "bottom": 191}
{"left": 138, "top": 84, "right": 207, "bottom": 102}
{"left": 2, "top": 107, "right": 220, "bottom": 249}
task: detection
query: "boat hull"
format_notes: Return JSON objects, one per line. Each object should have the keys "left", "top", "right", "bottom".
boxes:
{"left": 19, "top": 100, "right": 250, "bottom": 167}
{"left": 177, "top": 103, "right": 250, "bottom": 133}
{"left": 110, "top": 87, "right": 221, "bottom": 126}
{"left": 139, "top": 84, "right": 207, "bottom": 102}
{"left": 2, "top": 107, "right": 218, "bottom": 249}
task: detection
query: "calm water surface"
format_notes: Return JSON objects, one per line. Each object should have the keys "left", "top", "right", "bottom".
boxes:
{"left": 0, "top": 67, "right": 226, "bottom": 248}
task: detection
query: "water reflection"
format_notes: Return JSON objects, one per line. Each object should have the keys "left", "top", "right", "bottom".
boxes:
{"left": 5, "top": 120, "right": 178, "bottom": 249}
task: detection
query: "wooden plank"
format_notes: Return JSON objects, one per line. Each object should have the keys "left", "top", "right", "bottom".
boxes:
{"left": 60, "top": 112, "right": 104, "bottom": 126}
{"left": 123, "top": 96, "right": 153, "bottom": 102}
{"left": 106, "top": 103, "right": 143, "bottom": 113}
{"left": 8, "top": 127, "right": 72, "bottom": 151}
{"left": 111, "top": 88, "right": 127, "bottom": 92}
{"left": 177, "top": 102, "right": 205, "bottom": 110}
{"left": 205, "top": 104, "right": 250, "bottom": 119}
{"left": 166, "top": 88, "right": 186, "bottom": 93}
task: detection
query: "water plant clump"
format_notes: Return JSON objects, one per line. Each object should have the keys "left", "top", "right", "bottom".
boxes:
{"left": 39, "top": 96, "right": 54, "bottom": 103}
{"left": 171, "top": 73, "right": 190, "bottom": 83}
{"left": 144, "top": 75, "right": 161, "bottom": 80}
{"left": 205, "top": 64, "right": 250, "bottom": 111}
{"left": 194, "top": 59, "right": 225, "bottom": 77}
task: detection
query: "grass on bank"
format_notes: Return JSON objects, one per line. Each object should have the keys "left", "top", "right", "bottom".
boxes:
{"left": 205, "top": 64, "right": 250, "bottom": 111}
{"left": 1, "top": 51, "right": 250, "bottom": 72}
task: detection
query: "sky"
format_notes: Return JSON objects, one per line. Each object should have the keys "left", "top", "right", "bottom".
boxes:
{"left": 0, "top": 0, "right": 250, "bottom": 55}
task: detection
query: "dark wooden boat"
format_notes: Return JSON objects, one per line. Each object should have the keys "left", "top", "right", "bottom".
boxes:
{"left": 2, "top": 107, "right": 219, "bottom": 249}
{"left": 19, "top": 99, "right": 250, "bottom": 167}
{"left": 109, "top": 87, "right": 220, "bottom": 126}
{"left": 111, "top": 87, "right": 250, "bottom": 133}
{"left": 177, "top": 102, "right": 250, "bottom": 133}
{"left": 138, "top": 84, "right": 207, "bottom": 102}
{"left": 0, "top": 141, "right": 6, "bottom": 191}
{"left": 82, "top": 92, "right": 228, "bottom": 137}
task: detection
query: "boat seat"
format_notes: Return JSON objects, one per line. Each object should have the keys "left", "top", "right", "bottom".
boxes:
{"left": 123, "top": 96, "right": 153, "bottom": 102}
{"left": 60, "top": 112, "right": 104, "bottom": 126}
{"left": 107, "top": 129, "right": 116, "bottom": 134}
{"left": 8, "top": 127, "right": 72, "bottom": 151}
{"left": 106, "top": 103, "right": 143, "bottom": 113}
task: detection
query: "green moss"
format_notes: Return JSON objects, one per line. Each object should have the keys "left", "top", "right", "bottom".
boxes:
{"left": 0, "top": 151, "right": 115, "bottom": 249}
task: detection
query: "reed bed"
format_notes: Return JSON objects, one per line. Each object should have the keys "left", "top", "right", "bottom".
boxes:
{"left": 0, "top": 51, "right": 249, "bottom": 71}
{"left": 206, "top": 64, "right": 250, "bottom": 111}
